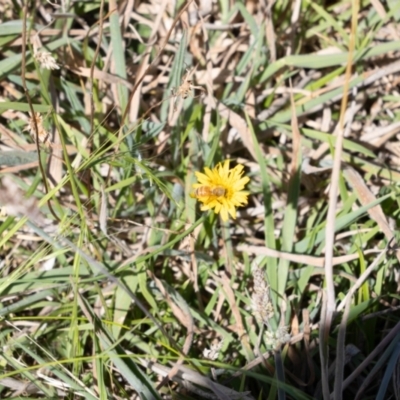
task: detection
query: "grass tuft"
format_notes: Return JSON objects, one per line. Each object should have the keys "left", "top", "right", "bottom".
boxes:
{"left": 1, "top": 0, "right": 400, "bottom": 399}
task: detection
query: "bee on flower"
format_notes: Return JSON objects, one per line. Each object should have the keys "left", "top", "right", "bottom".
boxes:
{"left": 191, "top": 160, "right": 250, "bottom": 221}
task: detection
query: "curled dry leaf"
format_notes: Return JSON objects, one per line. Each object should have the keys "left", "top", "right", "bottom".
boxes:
{"left": 24, "top": 112, "right": 50, "bottom": 145}
{"left": 171, "top": 67, "right": 205, "bottom": 111}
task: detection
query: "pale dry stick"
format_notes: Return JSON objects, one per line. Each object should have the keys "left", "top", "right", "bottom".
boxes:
{"left": 202, "top": 22, "right": 244, "bottom": 30}
{"left": 130, "top": 11, "right": 155, "bottom": 31}
{"left": 363, "top": 59, "right": 400, "bottom": 87}
{"left": 314, "top": 287, "right": 329, "bottom": 399}
{"left": 321, "top": 2, "right": 359, "bottom": 393}
{"left": 321, "top": 69, "right": 357, "bottom": 399}
{"left": 334, "top": 228, "right": 370, "bottom": 241}
{"left": 319, "top": 62, "right": 355, "bottom": 400}
{"left": 1, "top": 143, "right": 75, "bottom": 173}
{"left": 360, "top": 120, "right": 400, "bottom": 142}
{"left": 106, "top": 0, "right": 125, "bottom": 114}
{"left": 121, "top": 0, "right": 134, "bottom": 30}
{"left": 320, "top": 106, "right": 332, "bottom": 132}
{"left": 99, "top": 185, "right": 107, "bottom": 236}
{"left": 361, "top": 120, "right": 400, "bottom": 145}
{"left": 0, "top": 162, "right": 39, "bottom": 173}
{"left": 237, "top": 244, "right": 380, "bottom": 268}
{"left": 336, "top": 248, "right": 387, "bottom": 313}
{"left": 261, "top": 86, "right": 312, "bottom": 97}
{"left": 325, "top": 88, "right": 357, "bottom": 400}
{"left": 332, "top": 284, "right": 353, "bottom": 400}
{"left": 65, "top": 63, "right": 134, "bottom": 88}
{"left": 213, "top": 286, "right": 226, "bottom": 322}
{"left": 0, "top": 378, "right": 58, "bottom": 397}
{"left": 188, "top": 238, "right": 199, "bottom": 293}
{"left": 36, "top": 368, "right": 74, "bottom": 396}
{"left": 373, "top": 125, "right": 400, "bottom": 149}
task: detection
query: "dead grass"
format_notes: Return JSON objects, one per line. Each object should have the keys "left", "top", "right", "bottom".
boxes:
{"left": 0, "top": 0, "right": 400, "bottom": 399}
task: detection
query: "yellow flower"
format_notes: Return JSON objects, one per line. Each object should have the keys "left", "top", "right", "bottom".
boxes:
{"left": 191, "top": 160, "right": 250, "bottom": 221}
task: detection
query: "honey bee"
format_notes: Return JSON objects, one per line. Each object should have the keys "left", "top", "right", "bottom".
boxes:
{"left": 192, "top": 186, "right": 226, "bottom": 198}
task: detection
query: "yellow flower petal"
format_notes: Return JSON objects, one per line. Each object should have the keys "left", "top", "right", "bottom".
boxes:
{"left": 234, "top": 177, "right": 250, "bottom": 190}
{"left": 195, "top": 172, "right": 211, "bottom": 184}
{"left": 228, "top": 205, "right": 236, "bottom": 219}
{"left": 220, "top": 207, "right": 229, "bottom": 221}
{"left": 204, "top": 167, "right": 215, "bottom": 179}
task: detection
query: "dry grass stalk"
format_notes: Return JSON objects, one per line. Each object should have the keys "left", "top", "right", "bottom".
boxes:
{"left": 171, "top": 67, "right": 205, "bottom": 111}
{"left": 23, "top": 112, "right": 50, "bottom": 145}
